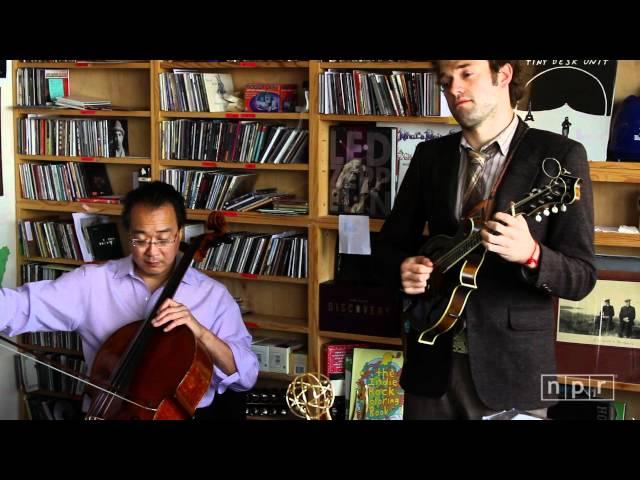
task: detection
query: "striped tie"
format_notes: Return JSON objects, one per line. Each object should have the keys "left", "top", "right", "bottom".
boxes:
{"left": 462, "top": 144, "right": 497, "bottom": 216}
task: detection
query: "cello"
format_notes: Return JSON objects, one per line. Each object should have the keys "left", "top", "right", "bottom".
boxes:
{"left": 84, "top": 211, "right": 232, "bottom": 420}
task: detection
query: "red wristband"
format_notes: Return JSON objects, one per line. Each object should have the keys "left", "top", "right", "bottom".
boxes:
{"left": 524, "top": 241, "right": 539, "bottom": 268}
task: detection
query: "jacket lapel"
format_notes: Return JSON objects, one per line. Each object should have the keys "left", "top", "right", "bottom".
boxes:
{"left": 438, "top": 132, "right": 463, "bottom": 227}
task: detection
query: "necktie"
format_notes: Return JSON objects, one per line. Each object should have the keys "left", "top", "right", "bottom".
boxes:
{"left": 462, "top": 144, "right": 497, "bottom": 217}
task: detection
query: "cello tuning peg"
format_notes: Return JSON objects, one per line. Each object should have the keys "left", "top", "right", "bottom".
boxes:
{"left": 560, "top": 204, "right": 567, "bottom": 212}
{"left": 535, "top": 214, "right": 543, "bottom": 222}
{"left": 551, "top": 206, "right": 559, "bottom": 214}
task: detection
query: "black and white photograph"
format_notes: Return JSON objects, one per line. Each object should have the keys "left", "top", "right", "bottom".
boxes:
{"left": 108, "top": 119, "right": 129, "bottom": 157}
{"left": 557, "top": 271, "right": 640, "bottom": 348}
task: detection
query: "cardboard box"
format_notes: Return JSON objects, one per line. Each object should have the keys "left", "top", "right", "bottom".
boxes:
{"left": 244, "top": 83, "right": 297, "bottom": 112}
{"left": 251, "top": 337, "right": 272, "bottom": 372}
{"left": 319, "top": 281, "right": 402, "bottom": 338}
{"left": 267, "top": 340, "right": 304, "bottom": 374}
{"left": 289, "top": 351, "right": 308, "bottom": 376}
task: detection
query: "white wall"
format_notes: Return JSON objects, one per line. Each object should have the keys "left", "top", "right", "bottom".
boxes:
{"left": 0, "top": 61, "right": 20, "bottom": 419}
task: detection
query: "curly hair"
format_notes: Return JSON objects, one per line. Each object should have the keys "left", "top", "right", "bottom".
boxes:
{"left": 488, "top": 60, "right": 527, "bottom": 108}
{"left": 434, "top": 60, "right": 528, "bottom": 108}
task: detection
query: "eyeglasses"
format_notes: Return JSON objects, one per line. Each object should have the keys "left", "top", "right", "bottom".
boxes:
{"left": 130, "top": 234, "right": 177, "bottom": 249}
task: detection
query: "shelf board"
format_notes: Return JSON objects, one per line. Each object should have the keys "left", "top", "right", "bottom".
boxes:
{"left": 159, "top": 111, "right": 308, "bottom": 120}
{"left": 318, "top": 61, "right": 434, "bottom": 69}
{"left": 319, "top": 114, "right": 457, "bottom": 124}
{"left": 557, "top": 376, "right": 640, "bottom": 393}
{"left": 16, "top": 61, "right": 151, "bottom": 69}
{"left": 21, "top": 256, "right": 85, "bottom": 266}
{"left": 18, "top": 199, "right": 123, "bottom": 215}
{"left": 160, "top": 159, "right": 308, "bottom": 171}
{"left": 594, "top": 231, "right": 640, "bottom": 248}
{"left": 200, "top": 269, "right": 308, "bottom": 285}
{"left": 17, "top": 154, "right": 151, "bottom": 165}
{"left": 589, "top": 161, "right": 640, "bottom": 183}
{"left": 258, "top": 371, "right": 297, "bottom": 382}
{"left": 186, "top": 209, "right": 310, "bottom": 227}
{"left": 319, "top": 330, "right": 402, "bottom": 346}
{"left": 243, "top": 313, "right": 308, "bottom": 334}
{"left": 13, "top": 108, "right": 151, "bottom": 117}
{"left": 18, "top": 344, "right": 83, "bottom": 357}
{"left": 316, "top": 215, "right": 385, "bottom": 232}
{"left": 160, "top": 61, "right": 309, "bottom": 70}
{"left": 246, "top": 415, "right": 293, "bottom": 421}
{"left": 29, "top": 390, "right": 82, "bottom": 401}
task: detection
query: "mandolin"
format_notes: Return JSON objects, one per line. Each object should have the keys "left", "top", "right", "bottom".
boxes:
{"left": 404, "top": 160, "right": 582, "bottom": 346}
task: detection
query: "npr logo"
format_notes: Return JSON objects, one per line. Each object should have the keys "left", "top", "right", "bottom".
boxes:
{"left": 541, "top": 375, "right": 615, "bottom": 401}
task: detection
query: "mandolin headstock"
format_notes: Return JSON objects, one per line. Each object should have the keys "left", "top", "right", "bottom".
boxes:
{"left": 513, "top": 160, "right": 581, "bottom": 222}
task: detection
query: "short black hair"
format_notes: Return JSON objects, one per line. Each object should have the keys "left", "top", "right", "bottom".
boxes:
{"left": 121, "top": 181, "right": 186, "bottom": 231}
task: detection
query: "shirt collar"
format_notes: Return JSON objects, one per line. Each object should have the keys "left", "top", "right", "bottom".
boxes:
{"left": 460, "top": 113, "right": 519, "bottom": 156}
{"left": 113, "top": 255, "right": 198, "bottom": 286}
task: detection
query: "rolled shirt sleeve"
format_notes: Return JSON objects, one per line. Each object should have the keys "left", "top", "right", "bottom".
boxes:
{"left": 1, "top": 267, "right": 88, "bottom": 336}
{"left": 207, "top": 286, "right": 259, "bottom": 394}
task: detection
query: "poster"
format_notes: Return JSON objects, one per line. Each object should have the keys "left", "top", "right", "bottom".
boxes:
{"left": 516, "top": 59, "right": 617, "bottom": 162}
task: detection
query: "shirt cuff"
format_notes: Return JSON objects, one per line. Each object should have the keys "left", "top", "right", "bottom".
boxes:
{"left": 212, "top": 341, "right": 257, "bottom": 394}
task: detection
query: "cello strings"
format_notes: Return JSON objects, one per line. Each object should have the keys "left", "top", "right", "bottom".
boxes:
{"left": 0, "top": 341, "right": 156, "bottom": 412}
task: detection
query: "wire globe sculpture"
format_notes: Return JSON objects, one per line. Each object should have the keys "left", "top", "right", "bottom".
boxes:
{"left": 286, "top": 372, "right": 335, "bottom": 420}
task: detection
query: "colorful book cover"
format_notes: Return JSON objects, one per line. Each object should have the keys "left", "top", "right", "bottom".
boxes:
{"left": 328, "top": 125, "right": 395, "bottom": 219}
{"left": 515, "top": 59, "right": 617, "bottom": 161}
{"left": 377, "top": 122, "right": 461, "bottom": 206}
{"left": 348, "top": 348, "right": 404, "bottom": 420}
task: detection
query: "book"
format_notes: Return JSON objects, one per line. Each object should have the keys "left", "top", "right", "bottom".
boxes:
{"left": 84, "top": 223, "right": 123, "bottom": 261}
{"left": 71, "top": 212, "right": 111, "bottom": 262}
{"left": 44, "top": 69, "right": 70, "bottom": 103}
{"left": 547, "top": 400, "right": 618, "bottom": 420}
{"left": 55, "top": 94, "right": 112, "bottom": 109}
{"left": 515, "top": 59, "right": 618, "bottom": 161}
{"left": 107, "top": 119, "right": 129, "bottom": 157}
{"left": 348, "top": 348, "right": 404, "bottom": 420}
{"left": 323, "top": 343, "right": 367, "bottom": 421}
{"left": 76, "top": 195, "right": 123, "bottom": 205}
{"left": 328, "top": 125, "right": 396, "bottom": 218}
{"left": 202, "top": 73, "right": 234, "bottom": 112}
{"left": 81, "top": 163, "right": 114, "bottom": 196}
{"left": 377, "top": 122, "right": 461, "bottom": 206}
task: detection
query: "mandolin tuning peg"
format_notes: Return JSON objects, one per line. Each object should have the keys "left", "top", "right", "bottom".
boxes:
{"left": 561, "top": 204, "right": 567, "bottom": 212}
{"left": 543, "top": 208, "right": 550, "bottom": 216}
{"left": 535, "top": 214, "right": 543, "bottom": 222}
{"left": 551, "top": 206, "right": 559, "bottom": 214}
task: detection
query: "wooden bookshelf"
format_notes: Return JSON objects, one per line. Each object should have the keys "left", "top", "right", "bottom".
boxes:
{"left": 159, "top": 159, "right": 308, "bottom": 171}
{"left": 594, "top": 232, "right": 640, "bottom": 248}
{"left": 16, "top": 154, "right": 151, "bottom": 165}
{"left": 159, "top": 111, "right": 308, "bottom": 120}
{"left": 318, "top": 61, "right": 434, "bottom": 69}
{"left": 13, "top": 59, "right": 640, "bottom": 419}
{"left": 319, "top": 331, "right": 402, "bottom": 347}
{"left": 15, "top": 62, "right": 151, "bottom": 70}
{"left": 160, "top": 61, "right": 309, "bottom": 70}
{"left": 243, "top": 313, "right": 308, "bottom": 334}
{"left": 319, "top": 114, "right": 457, "bottom": 124}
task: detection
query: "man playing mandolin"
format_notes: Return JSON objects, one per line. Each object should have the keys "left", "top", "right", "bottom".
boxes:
{"left": 1, "top": 181, "right": 259, "bottom": 417}
{"left": 375, "top": 60, "right": 596, "bottom": 419}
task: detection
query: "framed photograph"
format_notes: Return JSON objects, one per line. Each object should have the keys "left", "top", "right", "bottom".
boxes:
{"left": 108, "top": 119, "right": 129, "bottom": 157}
{"left": 556, "top": 270, "right": 640, "bottom": 385}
